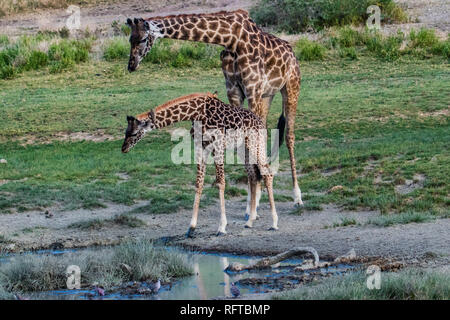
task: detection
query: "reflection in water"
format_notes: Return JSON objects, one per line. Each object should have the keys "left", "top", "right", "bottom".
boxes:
{"left": 4, "top": 248, "right": 353, "bottom": 300}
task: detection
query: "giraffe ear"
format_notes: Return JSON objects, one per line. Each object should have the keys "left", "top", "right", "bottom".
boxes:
{"left": 127, "top": 18, "right": 132, "bottom": 26}
{"left": 127, "top": 116, "right": 135, "bottom": 122}
{"left": 134, "top": 18, "right": 139, "bottom": 25}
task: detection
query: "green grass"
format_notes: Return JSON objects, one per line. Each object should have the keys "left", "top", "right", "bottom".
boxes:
{"left": 0, "top": 42, "right": 448, "bottom": 218}
{"left": 68, "top": 214, "right": 146, "bottom": 230}
{"left": 294, "top": 39, "right": 327, "bottom": 61}
{"left": 0, "top": 235, "right": 11, "bottom": 244}
{"left": 103, "top": 37, "right": 129, "bottom": 61}
{"left": 367, "top": 211, "right": 438, "bottom": 227}
{"left": 0, "top": 239, "right": 192, "bottom": 295}
{"left": 274, "top": 269, "right": 450, "bottom": 300}
{"left": 0, "top": 35, "right": 93, "bottom": 79}
{"left": 331, "top": 217, "right": 358, "bottom": 228}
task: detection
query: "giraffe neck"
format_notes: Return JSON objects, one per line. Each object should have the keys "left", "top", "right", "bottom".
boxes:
{"left": 136, "top": 93, "right": 214, "bottom": 129}
{"left": 146, "top": 10, "right": 249, "bottom": 49}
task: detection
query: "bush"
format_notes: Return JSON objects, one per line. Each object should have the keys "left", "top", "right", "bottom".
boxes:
{"left": 48, "top": 39, "right": 91, "bottom": 73}
{"left": 335, "top": 27, "right": 367, "bottom": 48}
{"left": 58, "top": 26, "right": 70, "bottom": 39}
{"left": 294, "top": 39, "right": 327, "bottom": 61}
{"left": 409, "top": 28, "right": 439, "bottom": 49}
{"left": 0, "top": 65, "right": 15, "bottom": 79}
{"left": 339, "top": 47, "right": 358, "bottom": 60}
{"left": 275, "top": 269, "right": 450, "bottom": 300}
{"left": 366, "top": 31, "right": 403, "bottom": 61}
{"left": 103, "top": 37, "right": 129, "bottom": 61}
{"left": 144, "top": 39, "right": 221, "bottom": 68}
{"left": 251, "top": 0, "right": 407, "bottom": 33}
{"left": 0, "top": 35, "right": 92, "bottom": 79}
{"left": 49, "top": 57, "right": 75, "bottom": 73}
{"left": 0, "top": 239, "right": 192, "bottom": 293}
{"left": 25, "top": 50, "right": 48, "bottom": 70}
{"left": 431, "top": 39, "right": 450, "bottom": 58}
{"left": 0, "top": 35, "right": 9, "bottom": 46}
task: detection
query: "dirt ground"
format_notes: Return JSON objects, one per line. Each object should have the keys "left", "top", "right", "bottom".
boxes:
{"left": 0, "top": 0, "right": 254, "bottom": 37}
{"left": 0, "top": 188, "right": 448, "bottom": 269}
{"left": 0, "top": 0, "right": 449, "bottom": 38}
{"left": 1, "top": 0, "right": 449, "bottom": 268}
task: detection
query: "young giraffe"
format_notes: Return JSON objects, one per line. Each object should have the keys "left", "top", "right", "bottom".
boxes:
{"left": 126, "top": 10, "right": 304, "bottom": 213}
{"left": 121, "top": 93, "right": 278, "bottom": 237}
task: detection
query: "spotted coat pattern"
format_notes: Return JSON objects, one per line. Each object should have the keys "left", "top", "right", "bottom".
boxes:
{"left": 122, "top": 93, "right": 279, "bottom": 235}
{"left": 127, "top": 10, "right": 303, "bottom": 207}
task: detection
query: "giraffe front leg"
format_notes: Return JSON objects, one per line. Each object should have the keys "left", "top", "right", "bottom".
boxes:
{"left": 215, "top": 163, "right": 227, "bottom": 236}
{"left": 244, "top": 181, "right": 261, "bottom": 221}
{"left": 187, "top": 162, "right": 206, "bottom": 238}
{"left": 245, "top": 179, "right": 257, "bottom": 228}
{"left": 264, "top": 174, "right": 278, "bottom": 231}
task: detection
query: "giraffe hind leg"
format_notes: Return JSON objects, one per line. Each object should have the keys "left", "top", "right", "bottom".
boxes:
{"left": 281, "top": 81, "right": 303, "bottom": 206}
{"left": 187, "top": 162, "right": 206, "bottom": 238}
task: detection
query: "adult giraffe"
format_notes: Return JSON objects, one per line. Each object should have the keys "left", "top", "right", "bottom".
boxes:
{"left": 126, "top": 10, "right": 303, "bottom": 207}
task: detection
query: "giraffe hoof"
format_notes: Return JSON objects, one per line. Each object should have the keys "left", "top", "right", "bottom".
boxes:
{"left": 294, "top": 202, "right": 304, "bottom": 208}
{"left": 268, "top": 227, "right": 279, "bottom": 231}
{"left": 216, "top": 231, "right": 227, "bottom": 237}
{"left": 186, "top": 227, "right": 196, "bottom": 238}
{"left": 244, "top": 224, "right": 252, "bottom": 229}
{"left": 244, "top": 214, "right": 250, "bottom": 221}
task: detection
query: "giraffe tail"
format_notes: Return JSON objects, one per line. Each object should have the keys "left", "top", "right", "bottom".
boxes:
{"left": 277, "top": 113, "right": 286, "bottom": 148}
{"left": 269, "top": 113, "right": 285, "bottom": 162}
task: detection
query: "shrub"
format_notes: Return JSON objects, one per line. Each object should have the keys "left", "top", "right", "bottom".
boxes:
{"left": 121, "top": 24, "right": 131, "bottom": 36}
{"left": 47, "top": 39, "right": 90, "bottom": 72}
{"left": 0, "top": 35, "right": 92, "bottom": 79}
{"left": 58, "top": 26, "right": 70, "bottom": 39}
{"left": 0, "top": 239, "right": 192, "bottom": 293}
{"left": 103, "top": 37, "right": 129, "bottom": 61}
{"left": 144, "top": 40, "right": 221, "bottom": 68}
{"left": 49, "top": 57, "right": 75, "bottom": 73}
{"left": 0, "top": 65, "right": 15, "bottom": 79}
{"left": 335, "top": 27, "right": 367, "bottom": 48}
{"left": 251, "top": 0, "right": 408, "bottom": 33}
{"left": 294, "top": 39, "right": 327, "bottom": 61}
{"left": 409, "top": 28, "right": 439, "bottom": 49}
{"left": 366, "top": 31, "right": 403, "bottom": 61}
{"left": 431, "top": 39, "right": 450, "bottom": 58}
{"left": 25, "top": 50, "right": 48, "bottom": 70}
{"left": 339, "top": 47, "right": 358, "bottom": 60}
{"left": 383, "top": 1, "right": 408, "bottom": 23}
{"left": 275, "top": 269, "right": 450, "bottom": 300}
{"left": 0, "top": 35, "right": 8, "bottom": 46}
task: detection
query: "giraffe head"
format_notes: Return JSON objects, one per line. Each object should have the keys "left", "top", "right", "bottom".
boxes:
{"left": 121, "top": 115, "right": 152, "bottom": 153}
{"left": 126, "top": 18, "right": 159, "bottom": 72}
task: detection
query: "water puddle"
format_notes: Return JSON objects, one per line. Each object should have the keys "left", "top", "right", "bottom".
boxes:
{"left": 1, "top": 247, "right": 354, "bottom": 300}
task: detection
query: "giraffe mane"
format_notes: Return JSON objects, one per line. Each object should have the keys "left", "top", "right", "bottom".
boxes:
{"left": 145, "top": 9, "right": 249, "bottom": 21}
{"left": 136, "top": 92, "right": 217, "bottom": 120}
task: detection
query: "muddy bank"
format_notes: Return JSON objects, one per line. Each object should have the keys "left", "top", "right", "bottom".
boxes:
{"left": 1, "top": 196, "right": 449, "bottom": 269}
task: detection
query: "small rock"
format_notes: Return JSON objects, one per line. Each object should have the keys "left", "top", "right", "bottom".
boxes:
{"left": 95, "top": 286, "right": 105, "bottom": 296}
{"left": 334, "top": 248, "right": 357, "bottom": 263}
{"left": 230, "top": 282, "right": 240, "bottom": 298}
{"left": 0, "top": 159, "right": 7, "bottom": 164}
{"left": 120, "top": 263, "right": 132, "bottom": 274}
{"left": 137, "top": 287, "right": 152, "bottom": 295}
{"left": 328, "top": 185, "right": 344, "bottom": 193}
